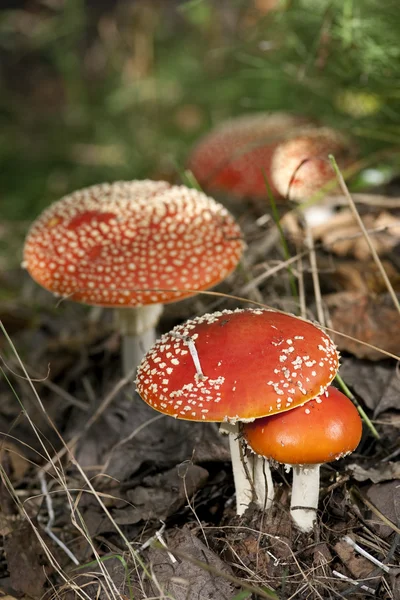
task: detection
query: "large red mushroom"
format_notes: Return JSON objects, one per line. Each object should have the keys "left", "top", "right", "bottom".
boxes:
{"left": 136, "top": 308, "right": 339, "bottom": 515}
{"left": 23, "top": 180, "right": 244, "bottom": 373}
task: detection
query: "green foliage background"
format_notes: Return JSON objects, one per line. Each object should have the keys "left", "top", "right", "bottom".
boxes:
{"left": 1, "top": 0, "right": 400, "bottom": 221}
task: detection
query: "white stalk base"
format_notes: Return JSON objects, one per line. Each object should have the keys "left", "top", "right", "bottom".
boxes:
{"left": 252, "top": 456, "right": 275, "bottom": 511}
{"left": 303, "top": 205, "right": 334, "bottom": 228}
{"left": 116, "top": 304, "right": 163, "bottom": 376}
{"left": 220, "top": 423, "right": 274, "bottom": 515}
{"left": 290, "top": 464, "right": 321, "bottom": 532}
{"left": 220, "top": 423, "right": 253, "bottom": 515}
{"left": 228, "top": 424, "right": 253, "bottom": 516}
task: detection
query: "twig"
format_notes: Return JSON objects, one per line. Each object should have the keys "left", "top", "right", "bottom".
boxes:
{"left": 240, "top": 250, "right": 308, "bottom": 296}
{"left": 343, "top": 536, "right": 391, "bottom": 574}
{"left": 304, "top": 223, "right": 325, "bottom": 325}
{"left": 139, "top": 521, "right": 177, "bottom": 563}
{"left": 330, "top": 192, "right": 400, "bottom": 209}
{"left": 38, "top": 470, "right": 80, "bottom": 565}
{"left": 332, "top": 570, "right": 375, "bottom": 594}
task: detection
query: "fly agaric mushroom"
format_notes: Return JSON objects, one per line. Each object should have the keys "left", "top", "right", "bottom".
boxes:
{"left": 188, "top": 113, "right": 312, "bottom": 202}
{"left": 271, "top": 127, "right": 355, "bottom": 226}
{"left": 23, "top": 180, "right": 244, "bottom": 374}
{"left": 243, "top": 386, "right": 362, "bottom": 532}
{"left": 136, "top": 308, "right": 339, "bottom": 515}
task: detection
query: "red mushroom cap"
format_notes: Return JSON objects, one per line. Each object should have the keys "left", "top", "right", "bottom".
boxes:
{"left": 23, "top": 180, "right": 244, "bottom": 307}
{"left": 188, "top": 113, "right": 312, "bottom": 199}
{"left": 136, "top": 308, "right": 339, "bottom": 422}
{"left": 271, "top": 127, "right": 354, "bottom": 201}
{"left": 243, "top": 386, "right": 362, "bottom": 464}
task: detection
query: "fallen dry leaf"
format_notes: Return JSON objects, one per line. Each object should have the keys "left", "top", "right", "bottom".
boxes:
{"left": 326, "top": 259, "right": 400, "bottom": 294}
{"left": 347, "top": 462, "right": 400, "bottom": 484}
{"left": 114, "top": 463, "right": 208, "bottom": 525}
{"left": 146, "top": 527, "right": 236, "bottom": 600}
{"left": 0, "top": 441, "right": 29, "bottom": 482}
{"left": 3, "top": 521, "right": 50, "bottom": 597}
{"left": 103, "top": 395, "right": 229, "bottom": 481}
{"left": 340, "top": 357, "right": 400, "bottom": 412}
{"left": 325, "top": 292, "right": 400, "bottom": 360}
{"left": 373, "top": 370, "right": 400, "bottom": 417}
{"left": 366, "top": 480, "right": 400, "bottom": 538}
{"left": 312, "top": 209, "right": 400, "bottom": 260}
{"left": 334, "top": 538, "right": 374, "bottom": 579}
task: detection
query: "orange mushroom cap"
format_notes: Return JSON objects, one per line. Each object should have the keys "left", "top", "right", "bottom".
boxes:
{"left": 188, "top": 113, "right": 312, "bottom": 199}
{"left": 23, "top": 180, "right": 244, "bottom": 308}
{"left": 243, "top": 386, "right": 362, "bottom": 464}
{"left": 271, "top": 127, "right": 355, "bottom": 201}
{"left": 136, "top": 308, "right": 340, "bottom": 422}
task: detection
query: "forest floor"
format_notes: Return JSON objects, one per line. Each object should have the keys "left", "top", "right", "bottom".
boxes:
{"left": 1, "top": 189, "right": 399, "bottom": 600}
{"left": 1, "top": 1, "right": 400, "bottom": 598}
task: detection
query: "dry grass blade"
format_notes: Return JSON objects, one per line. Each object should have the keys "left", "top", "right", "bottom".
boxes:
{"left": 329, "top": 155, "right": 400, "bottom": 316}
{"left": 0, "top": 321, "right": 154, "bottom": 597}
{"left": 41, "top": 365, "right": 137, "bottom": 473}
{"left": 331, "top": 192, "right": 400, "bottom": 209}
{"left": 5, "top": 357, "right": 88, "bottom": 412}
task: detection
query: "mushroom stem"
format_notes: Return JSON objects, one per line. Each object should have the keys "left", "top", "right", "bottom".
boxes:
{"left": 116, "top": 304, "right": 163, "bottom": 375}
{"left": 290, "top": 463, "right": 321, "bottom": 532}
{"left": 302, "top": 204, "right": 335, "bottom": 228}
{"left": 221, "top": 422, "right": 253, "bottom": 515}
{"left": 252, "top": 457, "right": 275, "bottom": 511}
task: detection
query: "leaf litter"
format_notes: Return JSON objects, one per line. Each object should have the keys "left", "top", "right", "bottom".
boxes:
{"left": 1, "top": 184, "right": 400, "bottom": 599}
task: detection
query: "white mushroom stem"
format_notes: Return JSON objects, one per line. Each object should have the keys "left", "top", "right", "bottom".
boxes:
{"left": 116, "top": 304, "right": 163, "bottom": 375}
{"left": 290, "top": 463, "right": 320, "bottom": 532}
{"left": 252, "top": 454, "right": 275, "bottom": 511}
{"left": 220, "top": 423, "right": 274, "bottom": 515}
{"left": 302, "top": 204, "right": 335, "bottom": 228}
{"left": 223, "top": 422, "right": 253, "bottom": 515}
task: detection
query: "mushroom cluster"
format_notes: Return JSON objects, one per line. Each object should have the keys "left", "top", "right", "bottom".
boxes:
{"left": 135, "top": 307, "right": 359, "bottom": 530}
{"left": 23, "top": 180, "right": 244, "bottom": 373}
{"left": 188, "top": 113, "right": 355, "bottom": 226}
{"left": 188, "top": 112, "right": 312, "bottom": 201}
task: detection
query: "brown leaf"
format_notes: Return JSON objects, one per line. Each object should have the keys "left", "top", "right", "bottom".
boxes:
{"left": 334, "top": 538, "right": 374, "bottom": 579}
{"left": 4, "top": 521, "right": 50, "bottom": 597}
{"left": 347, "top": 462, "right": 400, "bottom": 484}
{"left": 340, "top": 357, "right": 400, "bottom": 412}
{"left": 146, "top": 528, "right": 236, "bottom": 600}
{"left": 113, "top": 464, "right": 209, "bottom": 525}
{"left": 103, "top": 395, "right": 229, "bottom": 481}
{"left": 325, "top": 292, "right": 400, "bottom": 360}
{"left": 366, "top": 480, "right": 400, "bottom": 538}
{"left": 326, "top": 260, "right": 400, "bottom": 294}
{"left": 0, "top": 442, "right": 29, "bottom": 482}
{"left": 312, "top": 209, "right": 400, "bottom": 260}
